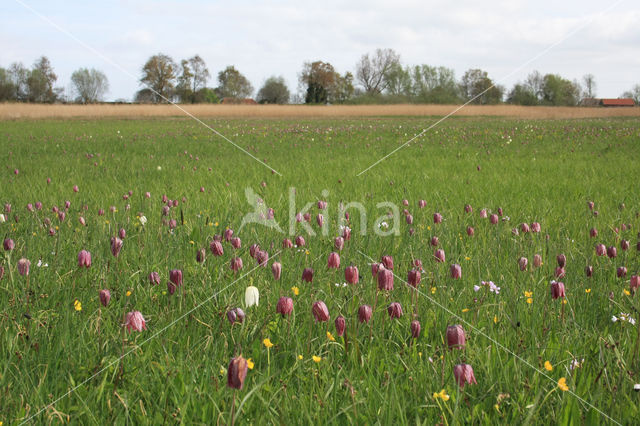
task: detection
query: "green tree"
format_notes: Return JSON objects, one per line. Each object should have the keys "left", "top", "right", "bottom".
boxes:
{"left": 300, "top": 61, "right": 353, "bottom": 104}
{"left": 27, "top": 56, "right": 58, "bottom": 103}
{"left": 70, "top": 68, "right": 109, "bottom": 103}
{"left": 459, "top": 68, "right": 503, "bottom": 104}
{"left": 8, "top": 63, "right": 29, "bottom": 101}
{"left": 541, "top": 74, "right": 581, "bottom": 106}
{"left": 411, "top": 65, "right": 460, "bottom": 103}
{"left": 0, "top": 68, "right": 16, "bottom": 101}
{"left": 257, "top": 76, "right": 290, "bottom": 104}
{"left": 140, "top": 53, "right": 177, "bottom": 103}
{"left": 384, "top": 63, "right": 412, "bottom": 97}
{"left": 506, "top": 84, "right": 538, "bottom": 105}
{"left": 217, "top": 66, "right": 253, "bottom": 99}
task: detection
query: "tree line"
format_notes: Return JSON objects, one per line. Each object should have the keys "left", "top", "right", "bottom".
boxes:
{"left": 1, "top": 50, "right": 639, "bottom": 105}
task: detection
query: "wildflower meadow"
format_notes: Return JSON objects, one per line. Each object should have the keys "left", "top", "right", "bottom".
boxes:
{"left": 1, "top": 116, "right": 640, "bottom": 424}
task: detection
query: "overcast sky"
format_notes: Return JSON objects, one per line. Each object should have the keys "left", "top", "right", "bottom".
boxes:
{"left": 2, "top": 0, "right": 639, "bottom": 101}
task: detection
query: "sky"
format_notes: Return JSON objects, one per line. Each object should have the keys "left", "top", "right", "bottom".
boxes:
{"left": 1, "top": 0, "right": 639, "bottom": 102}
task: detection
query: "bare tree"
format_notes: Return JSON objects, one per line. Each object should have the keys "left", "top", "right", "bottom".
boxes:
{"left": 621, "top": 84, "right": 640, "bottom": 104}
{"left": 582, "top": 74, "right": 597, "bottom": 99}
{"left": 8, "top": 62, "right": 29, "bottom": 101}
{"left": 355, "top": 48, "right": 400, "bottom": 94}
{"left": 524, "top": 70, "right": 544, "bottom": 102}
{"left": 71, "top": 68, "right": 109, "bottom": 103}
{"left": 140, "top": 53, "right": 177, "bottom": 103}
{"left": 189, "top": 55, "right": 210, "bottom": 93}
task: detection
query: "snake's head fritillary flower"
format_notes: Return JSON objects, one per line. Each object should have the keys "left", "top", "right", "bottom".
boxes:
{"left": 585, "top": 265, "right": 593, "bottom": 277}
{"left": 302, "top": 267, "right": 314, "bottom": 283}
{"left": 621, "top": 240, "right": 630, "bottom": 251}
{"left": 227, "top": 307, "right": 246, "bottom": 325}
{"left": 596, "top": 244, "right": 606, "bottom": 256}
{"left": 295, "top": 235, "right": 306, "bottom": 247}
{"left": 447, "top": 324, "right": 465, "bottom": 350}
{"left": 408, "top": 268, "right": 421, "bottom": 288}
{"left": 387, "top": 302, "right": 403, "bottom": 319}
{"left": 490, "top": 214, "right": 499, "bottom": 225}
{"left": 377, "top": 268, "right": 394, "bottom": 291}
{"left": 531, "top": 222, "right": 541, "bottom": 233}
{"left": 110, "top": 237, "right": 123, "bottom": 258}
{"left": 450, "top": 264, "right": 462, "bottom": 279}
{"left": 99, "top": 289, "right": 111, "bottom": 307}
{"left": 245, "top": 286, "right": 259, "bottom": 307}
{"left": 230, "top": 257, "right": 243, "bottom": 272}
{"left": 453, "top": 364, "right": 477, "bottom": 387}
{"left": 312, "top": 300, "right": 329, "bottom": 322}
{"left": 434, "top": 249, "right": 445, "bottom": 263}
{"left": 276, "top": 297, "right": 293, "bottom": 317}
{"left": 169, "top": 269, "right": 183, "bottom": 286}
{"left": 358, "top": 305, "right": 372, "bottom": 323}
{"left": 419, "top": 200, "right": 426, "bottom": 209}
{"left": 282, "top": 238, "right": 293, "bottom": 248}
{"left": 149, "top": 271, "right": 160, "bottom": 285}
{"left": 617, "top": 266, "right": 627, "bottom": 278}
{"left": 380, "top": 255, "right": 393, "bottom": 270}
{"left": 630, "top": 275, "right": 640, "bottom": 293}
{"left": 334, "top": 236, "right": 344, "bottom": 251}
{"left": 224, "top": 229, "right": 234, "bottom": 242}
{"left": 328, "top": 252, "right": 340, "bottom": 269}
{"left": 466, "top": 226, "right": 474, "bottom": 236}
{"left": 227, "top": 356, "right": 248, "bottom": 389}
{"left": 556, "top": 254, "right": 566, "bottom": 268}
{"left": 590, "top": 228, "right": 598, "bottom": 238}
{"left": 479, "top": 209, "right": 487, "bottom": 218}
{"left": 464, "top": 204, "right": 472, "bottom": 213}
{"left": 335, "top": 315, "right": 346, "bottom": 337}
{"left": 17, "top": 258, "right": 30, "bottom": 276}
{"left": 431, "top": 236, "right": 439, "bottom": 247}
{"left": 124, "top": 311, "right": 147, "bottom": 332}
{"left": 410, "top": 320, "right": 421, "bottom": 338}
{"left": 3, "top": 238, "right": 14, "bottom": 251}
{"left": 550, "top": 280, "right": 566, "bottom": 299}
{"left": 230, "top": 237, "right": 241, "bottom": 250}
{"left": 345, "top": 265, "right": 359, "bottom": 284}
{"left": 607, "top": 246, "right": 617, "bottom": 258}
{"left": 196, "top": 247, "right": 206, "bottom": 263}
{"left": 433, "top": 213, "right": 443, "bottom": 224}
{"left": 210, "top": 240, "right": 224, "bottom": 256}
{"left": 520, "top": 223, "right": 530, "bottom": 233}
{"left": 78, "top": 250, "right": 92, "bottom": 268}
{"left": 518, "top": 257, "right": 528, "bottom": 271}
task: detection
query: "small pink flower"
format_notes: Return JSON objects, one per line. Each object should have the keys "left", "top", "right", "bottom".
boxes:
{"left": 377, "top": 268, "right": 394, "bottom": 291}
{"left": 596, "top": 244, "right": 606, "bottom": 256}
{"left": 282, "top": 238, "right": 293, "bottom": 248}
{"left": 466, "top": 226, "right": 474, "bottom": 236}
{"left": 464, "top": 204, "right": 472, "bottom": 214}
{"left": 550, "top": 280, "right": 565, "bottom": 299}
{"left": 312, "top": 300, "right": 330, "bottom": 322}
{"left": 410, "top": 320, "right": 421, "bottom": 338}
{"left": 276, "top": 297, "right": 293, "bottom": 317}
{"left": 408, "top": 269, "right": 421, "bottom": 288}
{"left": 230, "top": 257, "right": 243, "bottom": 272}
{"left": 358, "top": 305, "right": 372, "bottom": 323}
{"left": 271, "top": 262, "right": 282, "bottom": 280}
{"left": 490, "top": 214, "right": 499, "bottom": 225}
{"left": 447, "top": 324, "right": 465, "bottom": 350}
{"left": 533, "top": 254, "right": 542, "bottom": 268}
{"left": 450, "top": 263, "right": 462, "bottom": 279}
{"left": 78, "top": 250, "right": 92, "bottom": 268}
{"left": 419, "top": 200, "right": 426, "bottom": 209}
{"left": 149, "top": 271, "right": 160, "bottom": 285}
{"left": 518, "top": 257, "right": 528, "bottom": 271}
{"left": 124, "top": 311, "right": 147, "bottom": 332}
{"left": 387, "top": 302, "right": 403, "bottom": 319}
{"left": 345, "top": 265, "right": 359, "bottom": 284}
{"left": 433, "top": 213, "right": 443, "bottom": 224}
{"left": 210, "top": 240, "right": 224, "bottom": 256}
{"left": 434, "top": 249, "right": 445, "bottom": 263}
{"left": 328, "top": 252, "right": 340, "bottom": 269}
{"left": 110, "top": 237, "right": 123, "bottom": 257}
{"left": 230, "top": 237, "right": 242, "bottom": 249}
{"left": 381, "top": 255, "right": 394, "bottom": 270}
{"left": 302, "top": 267, "right": 314, "bottom": 283}
{"left": 453, "top": 364, "right": 477, "bottom": 387}
{"left": 17, "top": 258, "right": 30, "bottom": 276}
{"left": 335, "top": 315, "right": 346, "bottom": 337}
{"left": 617, "top": 266, "right": 627, "bottom": 278}
{"left": 520, "top": 223, "right": 530, "bottom": 233}
{"left": 431, "top": 236, "right": 439, "bottom": 246}
{"left": 99, "top": 289, "right": 111, "bottom": 307}
{"left": 295, "top": 235, "right": 306, "bottom": 247}
{"left": 73, "top": 185, "right": 79, "bottom": 193}
{"left": 479, "top": 209, "right": 487, "bottom": 218}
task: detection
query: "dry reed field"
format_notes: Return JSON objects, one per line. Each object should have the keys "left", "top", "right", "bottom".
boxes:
{"left": 1, "top": 102, "right": 639, "bottom": 120}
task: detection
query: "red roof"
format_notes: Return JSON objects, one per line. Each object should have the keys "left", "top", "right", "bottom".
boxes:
{"left": 600, "top": 98, "right": 635, "bottom": 106}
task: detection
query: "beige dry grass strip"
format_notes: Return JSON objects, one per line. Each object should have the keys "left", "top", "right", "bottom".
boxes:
{"left": 1, "top": 103, "right": 639, "bottom": 120}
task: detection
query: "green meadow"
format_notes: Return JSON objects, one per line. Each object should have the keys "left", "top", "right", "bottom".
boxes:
{"left": 1, "top": 116, "right": 639, "bottom": 424}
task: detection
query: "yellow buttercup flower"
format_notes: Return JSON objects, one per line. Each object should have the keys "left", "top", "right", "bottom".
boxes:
{"left": 327, "top": 331, "right": 335, "bottom": 341}
{"left": 263, "top": 338, "right": 274, "bottom": 348}
{"left": 431, "top": 287, "right": 436, "bottom": 294}
{"left": 558, "top": 377, "right": 569, "bottom": 391}
{"left": 462, "top": 308, "right": 470, "bottom": 313}
{"left": 432, "top": 389, "right": 449, "bottom": 401}
{"left": 526, "top": 298, "right": 533, "bottom": 304}
{"left": 73, "top": 300, "right": 82, "bottom": 311}
{"left": 493, "top": 315, "right": 498, "bottom": 324}
{"left": 524, "top": 291, "right": 533, "bottom": 297}
{"left": 585, "top": 288, "right": 591, "bottom": 294}
{"left": 126, "top": 290, "right": 132, "bottom": 297}
{"left": 291, "top": 286, "right": 300, "bottom": 296}
{"left": 624, "top": 289, "right": 631, "bottom": 296}
{"left": 219, "top": 367, "right": 226, "bottom": 376}
{"left": 297, "top": 354, "right": 303, "bottom": 360}
{"left": 312, "top": 355, "right": 322, "bottom": 363}
{"left": 247, "top": 358, "right": 255, "bottom": 369}
{"left": 544, "top": 361, "right": 553, "bottom": 371}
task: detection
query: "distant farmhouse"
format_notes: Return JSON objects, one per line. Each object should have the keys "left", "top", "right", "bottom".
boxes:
{"left": 580, "top": 98, "right": 636, "bottom": 107}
